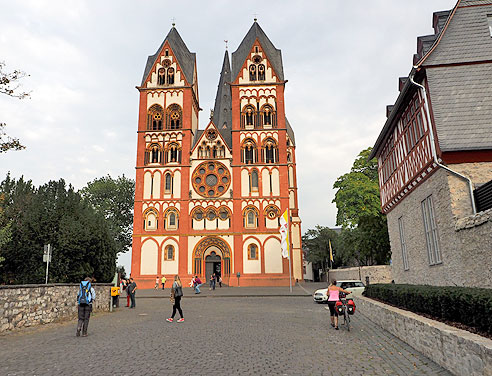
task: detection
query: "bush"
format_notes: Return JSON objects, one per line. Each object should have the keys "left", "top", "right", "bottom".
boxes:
{"left": 363, "top": 284, "right": 492, "bottom": 335}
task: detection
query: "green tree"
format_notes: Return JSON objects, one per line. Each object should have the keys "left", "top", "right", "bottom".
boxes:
{"left": 80, "top": 175, "right": 135, "bottom": 254}
{"left": 332, "top": 147, "right": 391, "bottom": 266}
{"left": 302, "top": 226, "right": 341, "bottom": 272}
{"left": 0, "top": 62, "right": 29, "bottom": 153}
{"left": 0, "top": 175, "right": 118, "bottom": 284}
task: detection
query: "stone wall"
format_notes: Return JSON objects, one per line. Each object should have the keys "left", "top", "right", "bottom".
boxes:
{"left": 328, "top": 265, "right": 392, "bottom": 284}
{"left": 0, "top": 284, "right": 112, "bottom": 333}
{"left": 356, "top": 296, "right": 492, "bottom": 376}
{"left": 387, "top": 168, "right": 492, "bottom": 288}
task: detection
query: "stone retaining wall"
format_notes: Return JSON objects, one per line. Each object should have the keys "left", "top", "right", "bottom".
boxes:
{"left": 328, "top": 265, "right": 392, "bottom": 284}
{"left": 0, "top": 283, "right": 112, "bottom": 333}
{"left": 356, "top": 296, "right": 492, "bottom": 376}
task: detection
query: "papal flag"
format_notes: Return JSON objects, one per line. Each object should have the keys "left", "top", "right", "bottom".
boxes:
{"left": 329, "top": 239, "right": 334, "bottom": 262}
{"left": 279, "top": 209, "right": 289, "bottom": 258}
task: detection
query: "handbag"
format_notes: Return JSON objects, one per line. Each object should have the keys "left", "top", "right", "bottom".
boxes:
{"left": 174, "top": 285, "right": 183, "bottom": 297}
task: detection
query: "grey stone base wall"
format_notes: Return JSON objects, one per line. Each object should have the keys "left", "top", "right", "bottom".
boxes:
{"left": 328, "top": 265, "right": 392, "bottom": 284}
{"left": 0, "top": 284, "right": 112, "bottom": 333}
{"left": 356, "top": 296, "right": 492, "bottom": 376}
{"left": 388, "top": 168, "right": 492, "bottom": 288}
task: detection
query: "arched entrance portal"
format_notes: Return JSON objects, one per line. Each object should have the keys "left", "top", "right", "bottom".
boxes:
{"left": 193, "top": 237, "right": 231, "bottom": 282}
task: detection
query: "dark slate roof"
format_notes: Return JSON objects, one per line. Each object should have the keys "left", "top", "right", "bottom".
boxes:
{"left": 426, "top": 64, "right": 492, "bottom": 152}
{"left": 231, "top": 21, "right": 284, "bottom": 82}
{"left": 212, "top": 51, "right": 233, "bottom": 148}
{"left": 421, "top": 1, "right": 492, "bottom": 66}
{"left": 285, "top": 117, "right": 296, "bottom": 146}
{"left": 140, "top": 27, "right": 196, "bottom": 86}
{"left": 192, "top": 130, "right": 204, "bottom": 149}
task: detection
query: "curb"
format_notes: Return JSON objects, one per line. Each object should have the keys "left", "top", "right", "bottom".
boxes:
{"left": 137, "top": 294, "right": 312, "bottom": 299}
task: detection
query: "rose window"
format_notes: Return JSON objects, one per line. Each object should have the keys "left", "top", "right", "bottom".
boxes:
{"left": 206, "top": 129, "right": 217, "bottom": 140}
{"left": 192, "top": 161, "right": 230, "bottom": 197}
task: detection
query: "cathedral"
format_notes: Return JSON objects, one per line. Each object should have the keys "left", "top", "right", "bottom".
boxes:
{"left": 131, "top": 21, "right": 302, "bottom": 287}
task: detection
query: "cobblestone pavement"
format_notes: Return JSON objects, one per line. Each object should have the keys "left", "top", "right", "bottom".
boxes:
{"left": 1, "top": 296, "right": 452, "bottom": 376}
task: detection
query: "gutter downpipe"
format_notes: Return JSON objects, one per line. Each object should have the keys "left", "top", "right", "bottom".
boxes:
{"left": 409, "top": 68, "right": 477, "bottom": 214}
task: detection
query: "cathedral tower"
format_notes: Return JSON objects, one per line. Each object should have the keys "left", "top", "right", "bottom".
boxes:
{"left": 131, "top": 22, "right": 302, "bottom": 287}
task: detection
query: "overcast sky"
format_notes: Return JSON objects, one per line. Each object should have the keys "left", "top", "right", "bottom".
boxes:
{"left": 1, "top": 0, "right": 456, "bottom": 272}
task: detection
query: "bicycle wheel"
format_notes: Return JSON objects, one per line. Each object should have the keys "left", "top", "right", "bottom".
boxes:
{"left": 344, "top": 309, "right": 350, "bottom": 331}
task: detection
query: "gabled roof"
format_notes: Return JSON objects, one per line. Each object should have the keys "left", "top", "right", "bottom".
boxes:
{"left": 191, "top": 121, "right": 232, "bottom": 152}
{"left": 286, "top": 117, "right": 296, "bottom": 146}
{"left": 231, "top": 21, "right": 284, "bottom": 82}
{"left": 140, "top": 27, "right": 196, "bottom": 86}
{"left": 212, "top": 51, "right": 233, "bottom": 148}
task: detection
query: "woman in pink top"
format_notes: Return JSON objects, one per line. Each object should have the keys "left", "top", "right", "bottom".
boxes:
{"left": 326, "top": 279, "right": 351, "bottom": 330}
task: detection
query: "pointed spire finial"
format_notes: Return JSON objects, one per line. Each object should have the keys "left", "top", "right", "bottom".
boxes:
{"left": 253, "top": 13, "right": 258, "bottom": 22}
{"left": 224, "top": 40, "right": 228, "bottom": 50}
{"left": 171, "top": 17, "right": 176, "bottom": 27}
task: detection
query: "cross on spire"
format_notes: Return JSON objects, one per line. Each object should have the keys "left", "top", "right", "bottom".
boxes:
{"left": 224, "top": 40, "right": 228, "bottom": 50}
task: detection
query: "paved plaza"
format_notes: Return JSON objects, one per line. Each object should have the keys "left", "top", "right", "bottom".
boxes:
{"left": 1, "top": 287, "right": 451, "bottom": 376}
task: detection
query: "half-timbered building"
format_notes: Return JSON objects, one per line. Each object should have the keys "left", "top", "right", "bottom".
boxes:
{"left": 131, "top": 22, "right": 303, "bottom": 287}
{"left": 370, "top": 0, "right": 492, "bottom": 288}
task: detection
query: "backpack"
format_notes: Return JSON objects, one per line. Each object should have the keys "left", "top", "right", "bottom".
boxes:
{"left": 78, "top": 280, "right": 92, "bottom": 305}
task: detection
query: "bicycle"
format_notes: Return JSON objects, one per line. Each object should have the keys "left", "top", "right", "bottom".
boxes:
{"left": 336, "top": 291, "right": 355, "bottom": 331}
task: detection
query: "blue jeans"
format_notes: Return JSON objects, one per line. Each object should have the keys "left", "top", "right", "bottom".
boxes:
{"left": 195, "top": 283, "right": 202, "bottom": 293}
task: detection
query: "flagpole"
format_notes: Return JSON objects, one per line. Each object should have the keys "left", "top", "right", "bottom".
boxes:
{"left": 288, "top": 240, "right": 293, "bottom": 293}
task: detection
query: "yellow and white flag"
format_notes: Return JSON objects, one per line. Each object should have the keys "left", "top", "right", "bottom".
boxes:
{"left": 279, "top": 209, "right": 289, "bottom": 258}
{"left": 329, "top": 239, "right": 334, "bottom": 262}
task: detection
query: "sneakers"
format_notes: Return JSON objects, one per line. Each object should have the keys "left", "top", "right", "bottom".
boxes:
{"left": 76, "top": 329, "right": 81, "bottom": 337}
{"left": 166, "top": 318, "right": 173, "bottom": 322}
{"left": 177, "top": 318, "right": 184, "bottom": 323}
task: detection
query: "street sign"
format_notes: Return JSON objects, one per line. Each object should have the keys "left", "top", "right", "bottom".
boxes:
{"left": 43, "top": 244, "right": 52, "bottom": 284}
{"left": 43, "top": 244, "right": 52, "bottom": 263}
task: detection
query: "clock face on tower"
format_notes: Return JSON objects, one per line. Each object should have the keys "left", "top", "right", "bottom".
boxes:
{"left": 192, "top": 161, "right": 231, "bottom": 198}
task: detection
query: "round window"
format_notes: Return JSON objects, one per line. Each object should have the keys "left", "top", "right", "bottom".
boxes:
{"left": 192, "top": 161, "right": 231, "bottom": 198}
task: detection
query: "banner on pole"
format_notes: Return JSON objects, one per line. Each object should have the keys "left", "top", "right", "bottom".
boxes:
{"left": 279, "top": 209, "right": 289, "bottom": 258}
{"left": 329, "top": 239, "right": 334, "bottom": 262}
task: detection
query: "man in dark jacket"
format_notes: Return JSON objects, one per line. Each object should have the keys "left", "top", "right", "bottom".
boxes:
{"left": 128, "top": 278, "right": 137, "bottom": 308}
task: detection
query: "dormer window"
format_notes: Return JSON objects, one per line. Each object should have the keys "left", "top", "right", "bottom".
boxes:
{"left": 488, "top": 15, "right": 492, "bottom": 37}
{"left": 249, "top": 65, "right": 257, "bottom": 81}
{"left": 158, "top": 68, "right": 165, "bottom": 85}
{"left": 167, "top": 67, "right": 175, "bottom": 84}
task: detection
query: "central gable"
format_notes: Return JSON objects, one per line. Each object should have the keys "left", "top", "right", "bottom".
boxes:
{"left": 231, "top": 22, "right": 284, "bottom": 83}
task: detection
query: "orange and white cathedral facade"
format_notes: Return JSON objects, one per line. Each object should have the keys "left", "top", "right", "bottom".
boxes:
{"left": 131, "top": 21, "right": 302, "bottom": 287}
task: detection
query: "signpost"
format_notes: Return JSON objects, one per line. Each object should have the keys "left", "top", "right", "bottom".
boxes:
{"left": 43, "top": 244, "right": 52, "bottom": 284}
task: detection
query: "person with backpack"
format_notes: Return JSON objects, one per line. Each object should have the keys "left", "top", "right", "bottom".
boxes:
{"left": 76, "top": 277, "right": 96, "bottom": 337}
{"left": 166, "top": 275, "right": 184, "bottom": 322}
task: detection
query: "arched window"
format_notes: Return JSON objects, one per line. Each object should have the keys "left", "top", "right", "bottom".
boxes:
{"left": 250, "top": 169, "right": 259, "bottom": 192}
{"left": 244, "top": 207, "right": 258, "bottom": 229}
{"left": 167, "top": 67, "right": 175, "bottom": 85}
{"left": 263, "top": 138, "right": 278, "bottom": 164}
{"left": 198, "top": 146, "right": 203, "bottom": 158}
{"left": 144, "top": 209, "right": 158, "bottom": 231}
{"left": 212, "top": 146, "right": 217, "bottom": 158}
{"left": 248, "top": 244, "right": 258, "bottom": 260}
{"left": 258, "top": 64, "right": 265, "bottom": 81}
{"left": 158, "top": 68, "right": 165, "bottom": 85}
{"left": 249, "top": 65, "right": 257, "bottom": 81}
{"left": 241, "top": 139, "right": 257, "bottom": 164}
{"left": 241, "top": 105, "right": 256, "bottom": 128}
{"left": 166, "top": 104, "right": 182, "bottom": 130}
{"left": 164, "top": 173, "right": 172, "bottom": 193}
{"left": 220, "top": 145, "right": 225, "bottom": 157}
{"left": 145, "top": 143, "right": 162, "bottom": 165}
{"left": 261, "top": 104, "right": 276, "bottom": 128}
{"left": 166, "top": 142, "right": 181, "bottom": 163}
{"left": 165, "top": 209, "right": 178, "bottom": 230}
{"left": 164, "top": 245, "right": 175, "bottom": 261}
{"left": 147, "top": 104, "right": 164, "bottom": 131}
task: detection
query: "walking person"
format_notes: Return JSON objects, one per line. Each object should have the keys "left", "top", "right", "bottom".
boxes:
{"left": 218, "top": 275, "right": 222, "bottom": 288}
{"left": 326, "top": 279, "right": 351, "bottom": 330}
{"left": 76, "top": 277, "right": 96, "bottom": 337}
{"left": 154, "top": 276, "right": 159, "bottom": 289}
{"left": 161, "top": 275, "right": 167, "bottom": 290}
{"left": 209, "top": 274, "right": 215, "bottom": 290}
{"left": 128, "top": 278, "right": 138, "bottom": 308}
{"left": 123, "top": 279, "right": 131, "bottom": 307}
{"left": 166, "top": 275, "right": 184, "bottom": 323}
{"left": 194, "top": 276, "right": 202, "bottom": 294}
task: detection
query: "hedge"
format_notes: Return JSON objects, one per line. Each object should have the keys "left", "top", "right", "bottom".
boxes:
{"left": 363, "top": 284, "right": 492, "bottom": 335}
